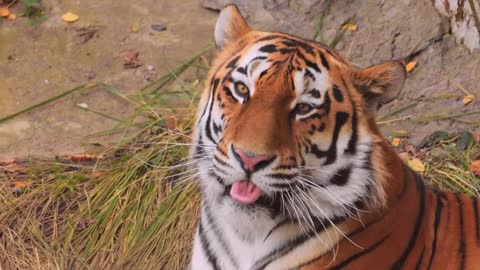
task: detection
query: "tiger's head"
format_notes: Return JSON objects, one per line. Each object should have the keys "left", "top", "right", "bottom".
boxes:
{"left": 193, "top": 5, "right": 406, "bottom": 235}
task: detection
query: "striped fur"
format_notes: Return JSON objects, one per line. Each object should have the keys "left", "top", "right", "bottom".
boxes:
{"left": 189, "top": 5, "right": 480, "bottom": 270}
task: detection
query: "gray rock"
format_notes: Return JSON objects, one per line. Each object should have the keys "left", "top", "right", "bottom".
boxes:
{"left": 201, "top": 0, "right": 480, "bottom": 144}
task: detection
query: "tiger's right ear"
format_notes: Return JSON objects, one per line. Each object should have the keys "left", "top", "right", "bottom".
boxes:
{"left": 215, "top": 5, "right": 251, "bottom": 49}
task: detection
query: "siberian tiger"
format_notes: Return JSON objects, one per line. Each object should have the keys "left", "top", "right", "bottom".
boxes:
{"left": 190, "top": 4, "right": 480, "bottom": 270}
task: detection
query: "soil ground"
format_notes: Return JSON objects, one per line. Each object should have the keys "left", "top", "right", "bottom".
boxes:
{"left": 0, "top": 0, "right": 216, "bottom": 159}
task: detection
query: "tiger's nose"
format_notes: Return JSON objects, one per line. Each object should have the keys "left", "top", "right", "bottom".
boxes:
{"left": 232, "top": 145, "right": 275, "bottom": 173}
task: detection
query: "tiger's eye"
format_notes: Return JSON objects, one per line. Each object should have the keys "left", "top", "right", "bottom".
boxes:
{"left": 295, "top": 103, "right": 314, "bottom": 115}
{"left": 234, "top": 82, "right": 249, "bottom": 96}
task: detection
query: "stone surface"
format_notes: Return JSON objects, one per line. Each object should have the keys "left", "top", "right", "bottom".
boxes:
{"left": 435, "top": 0, "right": 480, "bottom": 51}
{"left": 200, "top": 0, "right": 480, "bottom": 145}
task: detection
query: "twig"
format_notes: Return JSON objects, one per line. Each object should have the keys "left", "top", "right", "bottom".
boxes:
{"left": 468, "top": 0, "right": 480, "bottom": 40}
{"left": 414, "top": 110, "right": 480, "bottom": 123}
{"left": 379, "top": 102, "right": 418, "bottom": 120}
{"left": 7, "top": 0, "right": 18, "bottom": 8}
{"left": 377, "top": 115, "right": 412, "bottom": 125}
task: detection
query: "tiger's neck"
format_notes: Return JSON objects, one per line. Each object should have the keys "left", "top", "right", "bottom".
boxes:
{"left": 303, "top": 140, "right": 480, "bottom": 269}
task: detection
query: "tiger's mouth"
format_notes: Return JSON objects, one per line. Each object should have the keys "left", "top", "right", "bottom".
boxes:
{"left": 223, "top": 181, "right": 283, "bottom": 214}
{"left": 229, "top": 180, "right": 264, "bottom": 205}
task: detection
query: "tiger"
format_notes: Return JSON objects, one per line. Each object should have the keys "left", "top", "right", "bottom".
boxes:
{"left": 189, "top": 4, "right": 480, "bottom": 270}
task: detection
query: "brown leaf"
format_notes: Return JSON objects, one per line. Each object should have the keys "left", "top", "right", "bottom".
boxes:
{"left": 124, "top": 49, "right": 142, "bottom": 69}
{"left": 68, "top": 154, "right": 97, "bottom": 162}
{"left": 7, "top": 12, "right": 16, "bottom": 20}
{"left": 2, "top": 163, "right": 27, "bottom": 174}
{"left": 0, "top": 159, "right": 15, "bottom": 165}
{"left": 470, "top": 160, "right": 480, "bottom": 176}
{"left": 474, "top": 131, "right": 480, "bottom": 144}
{"left": 164, "top": 116, "right": 178, "bottom": 129}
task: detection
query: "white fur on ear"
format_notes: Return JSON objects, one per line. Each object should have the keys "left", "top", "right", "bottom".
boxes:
{"left": 214, "top": 5, "right": 250, "bottom": 49}
{"left": 214, "top": 7, "right": 232, "bottom": 48}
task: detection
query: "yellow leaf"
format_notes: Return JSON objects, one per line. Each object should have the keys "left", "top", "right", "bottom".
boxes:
{"left": 398, "top": 152, "right": 410, "bottom": 162}
{"left": 342, "top": 23, "right": 358, "bottom": 31}
{"left": 390, "top": 137, "right": 402, "bottom": 147}
{"left": 131, "top": 23, "right": 140, "bottom": 33}
{"left": 405, "top": 61, "right": 417, "bottom": 72}
{"left": 7, "top": 13, "right": 16, "bottom": 20}
{"left": 463, "top": 95, "right": 474, "bottom": 106}
{"left": 62, "top": 12, "right": 79, "bottom": 23}
{"left": 0, "top": 7, "right": 10, "bottom": 17}
{"left": 407, "top": 158, "right": 425, "bottom": 173}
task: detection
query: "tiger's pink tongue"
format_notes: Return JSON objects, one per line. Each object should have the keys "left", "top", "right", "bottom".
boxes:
{"left": 230, "top": 180, "right": 263, "bottom": 205}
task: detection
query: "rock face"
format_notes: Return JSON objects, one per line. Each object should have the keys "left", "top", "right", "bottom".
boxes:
{"left": 435, "top": 0, "right": 480, "bottom": 51}
{"left": 201, "top": 0, "right": 480, "bottom": 145}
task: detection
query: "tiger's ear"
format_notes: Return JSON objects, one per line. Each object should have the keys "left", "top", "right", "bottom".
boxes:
{"left": 215, "top": 5, "right": 251, "bottom": 49}
{"left": 352, "top": 60, "right": 406, "bottom": 116}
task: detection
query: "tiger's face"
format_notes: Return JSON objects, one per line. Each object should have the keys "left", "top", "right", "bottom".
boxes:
{"left": 193, "top": 5, "right": 405, "bottom": 234}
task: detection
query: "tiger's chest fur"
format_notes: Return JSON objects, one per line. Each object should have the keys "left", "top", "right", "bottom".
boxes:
{"left": 189, "top": 4, "right": 480, "bottom": 270}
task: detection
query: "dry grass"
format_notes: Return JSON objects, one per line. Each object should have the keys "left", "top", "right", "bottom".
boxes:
{"left": 1, "top": 46, "right": 479, "bottom": 270}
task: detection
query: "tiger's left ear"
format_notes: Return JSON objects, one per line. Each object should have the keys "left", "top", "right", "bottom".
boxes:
{"left": 215, "top": 5, "right": 251, "bottom": 49}
{"left": 352, "top": 60, "right": 406, "bottom": 116}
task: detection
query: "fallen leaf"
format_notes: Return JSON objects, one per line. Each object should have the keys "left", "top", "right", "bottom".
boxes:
{"left": 407, "top": 158, "right": 425, "bottom": 173}
{"left": 405, "top": 61, "right": 417, "bottom": 72}
{"left": 470, "top": 160, "right": 480, "bottom": 176}
{"left": 14, "top": 181, "right": 27, "bottom": 188}
{"left": 390, "top": 137, "right": 402, "bottom": 147}
{"left": 164, "top": 116, "right": 178, "bottom": 129}
{"left": 131, "top": 23, "right": 139, "bottom": 33}
{"left": 342, "top": 23, "right": 358, "bottom": 31}
{"left": 7, "top": 13, "right": 16, "bottom": 20}
{"left": 474, "top": 131, "right": 480, "bottom": 144}
{"left": 2, "top": 163, "right": 27, "bottom": 174}
{"left": 76, "top": 103, "right": 89, "bottom": 109}
{"left": 62, "top": 12, "right": 79, "bottom": 23}
{"left": 151, "top": 23, "right": 167, "bottom": 32}
{"left": 398, "top": 152, "right": 409, "bottom": 162}
{"left": 124, "top": 49, "right": 142, "bottom": 69}
{"left": 68, "top": 154, "right": 97, "bottom": 162}
{"left": 0, "top": 7, "right": 9, "bottom": 17}
{"left": 0, "top": 159, "right": 15, "bottom": 165}
{"left": 463, "top": 95, "right": 474, "bottom": 106}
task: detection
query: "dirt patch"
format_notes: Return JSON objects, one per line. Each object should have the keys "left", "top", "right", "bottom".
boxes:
{"left": 0, "top": 0, "right": 216, "bottom": 159}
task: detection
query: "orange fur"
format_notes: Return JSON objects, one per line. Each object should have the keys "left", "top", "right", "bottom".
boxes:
{"left": 193, "top": 5, "right": 480, "bottom": 269}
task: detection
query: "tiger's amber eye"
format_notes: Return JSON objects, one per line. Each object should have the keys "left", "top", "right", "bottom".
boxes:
{"left": 234, "top": 82, "right": 249, "bottom": 96}
{"left": 295, "top": 103, "right": 314, "bottom": 115}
